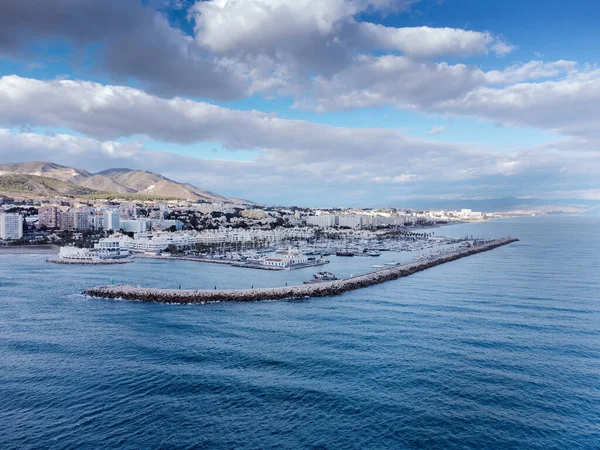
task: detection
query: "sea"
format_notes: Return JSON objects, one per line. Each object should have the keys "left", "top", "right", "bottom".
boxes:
{"left": 1, "top": 216, "right": 599, "bottom": 449}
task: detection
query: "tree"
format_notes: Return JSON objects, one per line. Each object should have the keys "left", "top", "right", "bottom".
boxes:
{"left": 119, "top": 229, "right": 135, "bottom": 239}
{"left": 165, "top": 244, "right": 178, "bottom": 254}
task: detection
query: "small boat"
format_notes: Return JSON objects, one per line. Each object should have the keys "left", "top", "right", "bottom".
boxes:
{"left": 372, "top": 265, "right": 384, "bottom": 269}
{"left": 384, "top": 261, "right": 399, "bottom": 266}
{"left": 303, "top": 271, "right": 338, "bottom": 284}
{"left": 314, "top": 271, "right": 337, "bottom": 280}
{"left": 336, "top": 251, "right": 355, "bottom": 257}
{"left": 368, "top": 251, "right": 381, "bottom": 257}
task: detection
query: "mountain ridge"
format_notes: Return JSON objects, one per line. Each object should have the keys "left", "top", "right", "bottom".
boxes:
{"left": 0, "top": 162, "right": 248, "bottom": 203}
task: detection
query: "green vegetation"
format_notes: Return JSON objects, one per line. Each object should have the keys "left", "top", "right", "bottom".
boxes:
{"left": 81, "top": 192, "right": 183, "bottom": 201}
{"left": 0, "top": 174, "right": 184, "bottom": 201}
{"left": 0, "top": 174, "right": 97, "bottom": 196}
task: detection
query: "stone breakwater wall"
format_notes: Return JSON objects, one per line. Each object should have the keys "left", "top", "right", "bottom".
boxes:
{"left": 48, "top": 258, "right": 132, "bottom": 265}
{"left": 84, "top": 238, "right": 518, "bottom": 304}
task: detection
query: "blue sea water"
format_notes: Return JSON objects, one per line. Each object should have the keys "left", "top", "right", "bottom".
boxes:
{"left": 0, "top": 216, "right": 599, "bottom": 449}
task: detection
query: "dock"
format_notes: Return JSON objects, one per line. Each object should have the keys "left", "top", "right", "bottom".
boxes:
{"left": 84, "top": 237, "right": 518, "bottom": 304}
{"left": 133, "top": 254, "right": 329, "bottom": 271}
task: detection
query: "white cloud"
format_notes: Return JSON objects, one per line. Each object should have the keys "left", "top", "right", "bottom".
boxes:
{"left": 295, "top": 55, "right": 487, "bottom": 111}
{"left": 0, "top": 0, "right": 247, "bottom": 99}
{"left": 426, "top": 125, "right": 447, "bottom": 136}
{"left": 0, "top": 0, "right": 524, "bottom": 109}
{"left": 356, "top": 24, "right": 508, "bottom": 58}
{"left": 484, "top": 60, "right": 576, "bottom": 85}
{"left": 0, "top": 75, "right": 465, "bottom": 160}
{"left": 435, "top": 69, "right": 600, "bottom": 138}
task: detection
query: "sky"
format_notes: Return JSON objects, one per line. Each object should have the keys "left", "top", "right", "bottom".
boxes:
{"left": 0, "top": 0, "right": 599, "bottom": 206}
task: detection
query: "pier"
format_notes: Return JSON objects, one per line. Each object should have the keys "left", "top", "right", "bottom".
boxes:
{"left": 84, "top": 237, "right": 518, "bottom": 304}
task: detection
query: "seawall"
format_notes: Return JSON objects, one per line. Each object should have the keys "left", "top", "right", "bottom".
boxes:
{"left": 84, "top": 237, "right": 518, "bottom": 304}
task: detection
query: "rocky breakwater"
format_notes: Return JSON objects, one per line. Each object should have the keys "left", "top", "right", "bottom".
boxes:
{"left": 84, "top": 238, "right": 518, "bottom": 303}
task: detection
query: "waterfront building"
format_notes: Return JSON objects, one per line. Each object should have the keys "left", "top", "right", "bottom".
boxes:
{"left": 261, "top": 248, "right": 308, "bottom": 267}
{"left": 196, "top": 228, "right": 314, "bottom": 246}
{"left": 98, "top": 231, "right": 196, "bottom": 253}
{"left": 94, "top": 236, "right": 130, "bottom": 258}
{"left": 0, "top": 214, "right": 23, "bottom": 240}
{"left": 58, "top": 247, "right": 95, "bottom": 261}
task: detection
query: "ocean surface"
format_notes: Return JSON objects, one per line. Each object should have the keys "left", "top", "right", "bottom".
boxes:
{"left": 1, "top": 216, "right": 599, "bottom": 449}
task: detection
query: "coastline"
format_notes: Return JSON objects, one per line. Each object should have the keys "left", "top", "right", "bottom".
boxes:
{"left": 0, "top": 245, "right": 59, "bottom": 254}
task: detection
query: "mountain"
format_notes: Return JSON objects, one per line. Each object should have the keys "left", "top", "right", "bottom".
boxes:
{"left": 0, "top": 174, "right": 99, "bottom": 197}
{"left": 0, "top": 162, "right": 245, "bottom": 203}
{"left": 0, "top": 161, "right": 91, "bottom": 183}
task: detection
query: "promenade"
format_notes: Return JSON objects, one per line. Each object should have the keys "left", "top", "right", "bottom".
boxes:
{"left": 85, "top": 237, "right": 518, "bottom": 304}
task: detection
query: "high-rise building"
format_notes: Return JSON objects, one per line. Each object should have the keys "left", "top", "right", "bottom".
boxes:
{"left": 0, "top": 214, "right": 23, "bottom": 240}
{"left": 75, "top": 211, "right": 90, "bottom": 231}
{"left": 59, "top": 211, "right": 75, "bottom": 231}
{"left": 38, "top": 206, "right": 60, "bottom": 228}
{"left": 120, "top": 219, "right": 149, "bottom": 234}
{"left": 104, "top": 209, "right": 121, "bottom": 231}
{"left": 338, "top": 215, "right": 363, "bottom": 229}
{"left": 305, "top": 214, "right": 338, "bottom": 228}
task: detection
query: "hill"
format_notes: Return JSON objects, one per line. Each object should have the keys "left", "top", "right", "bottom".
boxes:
{"left": 0, "top": 162, "right": 249, "bottom": 203}
{"left": 0, "top": 174, "right": 99, "bottom": 197}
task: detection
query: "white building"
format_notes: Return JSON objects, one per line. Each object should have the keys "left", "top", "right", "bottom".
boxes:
{"left": 261, "top": 248, "right": 308, "bottom": 267}
{"left": 104, "top": 209, "right": 121, "bottom": 231}
{"left": 94, "top": 236, "right": 130, "bottom": 258}
{"left": 120, "top": 219, "right": 149, "bottom": 234}
{"left": 305, "top": 214, "right": 338, "bottom": 228}
{"left": 196, "top": 228, "right": 314, "bottom": 245}
{"left": 0, "top": 214, "right": 23, "bottom": 240}
{"left": 58, "top": 247, "right": 95, "bottom": 261}
{"left": 100, "top": 231, "right": 196, "bottom": 254}
{"left": 338, "top": 214, "right": 363, "bottom": 229}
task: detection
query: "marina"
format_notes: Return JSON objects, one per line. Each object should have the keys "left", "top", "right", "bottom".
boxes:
{"left": 84, "top": 237, "right": 518, "bottom": 303}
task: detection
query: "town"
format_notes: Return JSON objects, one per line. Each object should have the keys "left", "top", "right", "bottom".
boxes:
{"left": 0, "top": 194, "right": 491, "bottom": 266}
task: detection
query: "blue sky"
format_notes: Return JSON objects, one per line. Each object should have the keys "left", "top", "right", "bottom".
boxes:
{"left": 0, "top": 0, "right": 598, "bottom": 206}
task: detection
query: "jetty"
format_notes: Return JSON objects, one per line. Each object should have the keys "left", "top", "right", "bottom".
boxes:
{"left": 84, "top": 237, "right": 518, "bottom": 304}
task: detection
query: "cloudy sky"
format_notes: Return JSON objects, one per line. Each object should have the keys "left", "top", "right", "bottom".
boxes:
{"left": 0, "top": 0, "right": 598, "bottom": 206}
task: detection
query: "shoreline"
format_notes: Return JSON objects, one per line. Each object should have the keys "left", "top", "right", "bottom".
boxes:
{"left": 47, "top": 257, "right": 132, "bottom": 265}
{"left": 0, "top": 245, "right": 59, "bottom": 254}
{"left": 85, "top": 237, "right": 518, "bottom": 304}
